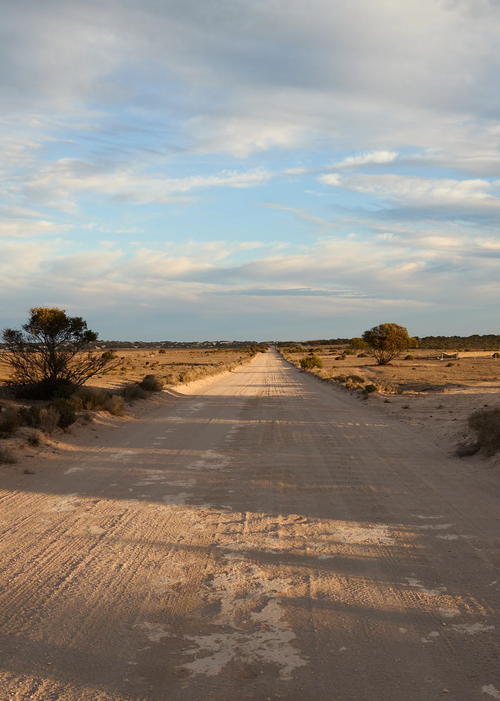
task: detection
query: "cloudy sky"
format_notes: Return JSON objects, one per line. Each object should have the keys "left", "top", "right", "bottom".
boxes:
{"left": 2, "top": 0, "right": 500, "bottom": 340}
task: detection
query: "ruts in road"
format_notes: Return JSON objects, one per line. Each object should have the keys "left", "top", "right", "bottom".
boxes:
{"left": 1, "top": 349, "right": 500, "bottom": 701}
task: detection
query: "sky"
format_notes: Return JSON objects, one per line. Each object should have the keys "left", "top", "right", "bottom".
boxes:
{"left": 2, "top": 0, "right": 500, "bottom": 341}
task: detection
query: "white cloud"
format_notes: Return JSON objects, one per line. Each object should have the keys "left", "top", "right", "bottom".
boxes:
{"left": 334, "top": 151, "right": 398, "bottom": 168}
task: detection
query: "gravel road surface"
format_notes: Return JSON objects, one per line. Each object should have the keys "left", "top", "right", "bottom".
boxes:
{"left": 1, "top": 350, "right": 500, "bottom": 700}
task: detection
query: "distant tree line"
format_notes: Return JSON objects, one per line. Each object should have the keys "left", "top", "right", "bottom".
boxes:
{"left": 416, "top": 334, "right": 500, "bottom": 350}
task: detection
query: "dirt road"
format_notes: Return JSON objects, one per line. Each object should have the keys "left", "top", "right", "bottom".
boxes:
{"left": 1, "top": 350, "right": 500, "bottom": 700}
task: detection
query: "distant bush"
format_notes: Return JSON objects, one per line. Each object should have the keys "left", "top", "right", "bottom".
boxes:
{"left": 122, "top": 385, "right": 149, "bottom": 400}
{"left": 0, "top": 408, "right": 21, "bottom": 438}
{"left": 364, "top": 384, "right": 378, "bottom": 394}
{"left": 139, "top": 374, "right": 165, "bottom": 392}
{"left": 405, "top": 355, "right": 415, "bottom": 360}
{"left": 358, "top": 352, "right": 369, "bottom": 358}
{"left": 300, "top": 355, "right": 323, "bottom": 370}
{"left": 158, "top": 349, "right": 166, "bottom": 354}
{"left": 466, "top": 407, "right": 500, "bottom": 456}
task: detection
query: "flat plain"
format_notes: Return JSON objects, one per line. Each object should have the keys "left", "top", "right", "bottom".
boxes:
{"left": 0, "top": 349, "right": 499, "bottom": 700}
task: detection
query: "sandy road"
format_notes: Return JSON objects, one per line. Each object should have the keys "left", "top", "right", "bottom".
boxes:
{"left": 1, "top": 350, "right": 500, "bottom": 701}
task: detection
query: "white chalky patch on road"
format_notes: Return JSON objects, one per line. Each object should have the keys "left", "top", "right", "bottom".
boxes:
{"left": 187, "top": 450, "right": 230, "bottom": 471}
{"left": 110, "top": 451, "right": 138, "bottom": 461}
{"left": 181, "top": 562, "right": 306, "bottom": 679}
{"left": 134, "top": 622, "right": 172, "bottom": 643}
{"left": 405, "top": 578, "right": 447, "bottom": 596}
{"left": 483, "top": 685, "right": 500, "bottom": 699}
{"left": 416, "top": 523, "right": 453, "bottom": 530}
{"left": 452, "top": 623, "right": 495, "bottom": 635}
{"left": 439, "top": 607, "right": 460, "bottom": 618}
{"left": 154, "top": 576, "right": 183, "bottom": 594}
{"left": 88, "top": 526, "right": 106, "bottom": 535}
{"left": 163, "top": 492, "right": 191, "bottom": 505}
{"left": 65, "top": 467, "right": 84, "bottom": 474}
{"left": 310, "top": 524, "right": 395, "bottom": 547}
{"left": 413, "top": 515, "right": 443, "bottom": 519}
{"left": 47, "top": 494, "right": 80, "bottom": 512}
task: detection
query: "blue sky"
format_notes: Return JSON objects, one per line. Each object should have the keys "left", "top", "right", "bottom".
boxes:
{"left": 2, "top": 0, "right": 500, "bottom": 340}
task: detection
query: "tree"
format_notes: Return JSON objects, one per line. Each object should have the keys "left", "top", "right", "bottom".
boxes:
{"left": 2, "top": 307, "right": 117, "bottom": 398}
{"left": 362, "top": 323, "right": 412, "bottom": 365}
{"left": 349, "top": 337, "right": 368, "bottom": 350}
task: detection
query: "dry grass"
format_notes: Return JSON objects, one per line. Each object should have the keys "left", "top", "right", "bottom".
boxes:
{"left": 281, "top": 346, "right": 500, "bottom": 394}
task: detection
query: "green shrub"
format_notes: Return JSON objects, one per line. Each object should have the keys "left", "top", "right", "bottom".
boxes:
{"left": 158, "top": 349, "right": 166, "bottom": 354}
{"left": 364, "top": 384, "right": 377, "bottom": 394}
{"left": 19, "top": 405, "right": 41, "bottom": 428}
{"left": 74, "top": 387, "right": 109, "bottom": 410}
{"left": 467, "top": 407, "right": 500, "bottom": 456}
{"left": 122, "top": 385, "right": 149, "bottom": 400}
{"left": 38, "top": 407, "right": 60, "bottom": 434}
{"left": 346, "top": 375, "right": 365, "bottom": 384}
{"left": 358, "top": 353, "right": 369, "bottom": 358}
{"left": 405, "top": 355, "right": 415, "bottom": 360}
{"left": 300, "top": 355, "right": 323, "bottom": 370}
{"left": 139, "top": 374, "right": 165, "bottom": 392}
{"left": 50, "top": 398, "right": 77, "bottom": 429}
{"left": 102, "top": 395, "right": 126, "bottom": 416}
{"left": 0, "top": 408, "right": 21, "bottom": 438}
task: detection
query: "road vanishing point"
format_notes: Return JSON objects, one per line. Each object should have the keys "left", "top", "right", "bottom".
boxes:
{"left": 1, "top": 349, "right": 499, "bottom": 700}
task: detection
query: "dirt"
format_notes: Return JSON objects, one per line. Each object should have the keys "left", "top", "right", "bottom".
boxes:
{"left": 0, "top": 350, "right": 500, "bottom": 700}
{"left": 284, "top": 348, "right": 500, "bottom": 466}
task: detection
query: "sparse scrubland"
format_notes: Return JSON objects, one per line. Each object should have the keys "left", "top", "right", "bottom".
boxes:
{"left": 278, "top": 337, "right": 500, "bottom": 461}
{"left": 0, "top": 308, "right": 268, "bottom": 461}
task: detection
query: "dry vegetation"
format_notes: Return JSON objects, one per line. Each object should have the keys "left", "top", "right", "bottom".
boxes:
{"left": 0, "top": 346, "right": 258, "bottom": 462}
{"left": 280, "top": 344, "right": 500, "bottom": 460}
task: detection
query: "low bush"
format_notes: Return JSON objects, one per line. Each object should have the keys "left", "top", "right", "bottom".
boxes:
{"left": 139, "top": 374, "right": 165, "bottom": 392}
{"left": 300, "top": 355, "right": 323, "bottom": 370}
{"left": 466, "top": 407, "right": 500, "bottom": 456}
{"left": 19, "top": 405, "right": 41, "bottom": 428}
{"left": 74, "top": 387, "right": 110, "bottom": 410}
{"left": 38, "top": 406, "right": 60, "bottom": 434}
{"left": 122, "top": 385, "right": 149, "bottom": 400}
{"left": 0, "top": 408, "right": 21, "bottom": 438}
{"left": 101, "top": 395, "right": 126, "bottom": 416}
{"left": 50, "top": 398, "right": 77, "bottom": 429}
{"left": 364, "top": 384, "right": 378, "bottom": 394}
{"left": 358, "top": 352, "right": 369, "bottom": 358}
{"left": 405, "top": 355, "right": 415, "bottom": 360}
{"left": 0, "top": 447, "right": 16, "bottom": 464}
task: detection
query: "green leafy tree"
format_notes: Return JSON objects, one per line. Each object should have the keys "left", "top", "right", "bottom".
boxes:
{"left": 362, "top": 323, "right": 412, "bottom": 365}
{"left": 2, "top": 307, "right": 117, "bottom": 398}
{"left": 349, "top": 337, "right": 368, "bottom": 350}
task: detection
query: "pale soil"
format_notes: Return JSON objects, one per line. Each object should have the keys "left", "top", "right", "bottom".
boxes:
{"left": 0, "top": 349, "right": 253, "bottom": 464}
{"left": 1, "top": 350, "right": 500, "bottom": 700}
{"left": 0, "top": 348, "right": 251, "bottom": 392}
{"left": 284, "top": 349, "right": 500, "bottom": 465}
